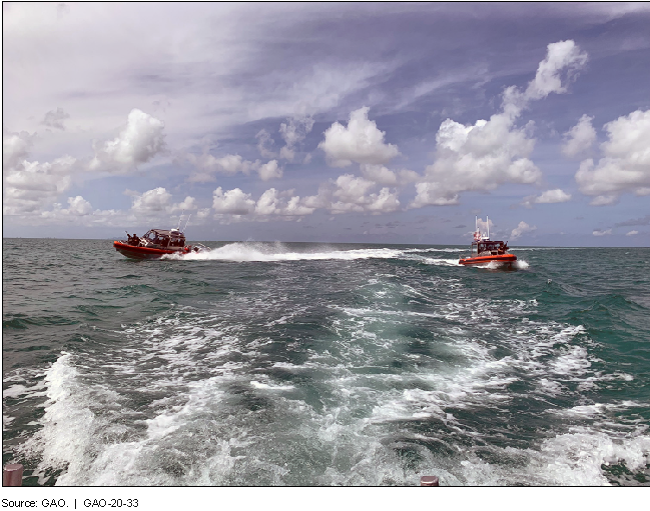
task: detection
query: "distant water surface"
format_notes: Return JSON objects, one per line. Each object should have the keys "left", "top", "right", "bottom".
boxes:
{"left": 3, "top": 239, "right": 649, "bottom": 486}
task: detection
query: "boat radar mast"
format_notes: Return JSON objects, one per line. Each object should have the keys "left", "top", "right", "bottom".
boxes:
{"left": 474, "top": 215, "right": 490, "bottom": 242}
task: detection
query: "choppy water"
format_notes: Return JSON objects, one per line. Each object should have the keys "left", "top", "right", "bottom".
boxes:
{"left": 3, "top": 238, "right": 649, "bottom": 486}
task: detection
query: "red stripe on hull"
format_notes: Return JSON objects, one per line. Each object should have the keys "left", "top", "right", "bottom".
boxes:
{"left": 459, "top": 254, "right": 517, "bottom": 266}
{"left": 113, "top": 241, "right": 179, "bottom": 260}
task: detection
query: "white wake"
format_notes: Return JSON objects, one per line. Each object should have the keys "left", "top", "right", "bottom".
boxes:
{"left": 164, "top": 242, "right": 406, "bottom": 262}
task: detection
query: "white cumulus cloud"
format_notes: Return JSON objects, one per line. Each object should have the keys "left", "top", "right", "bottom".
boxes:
{"left": 185, "top": 153, "right": 257, "bottom": 182}
{"left": 319, "top": 107, "right": 400, "bottom": 168}
{"left": 185, "top": 152, "right": 282, "bottom": 182}
{"left": 91, "top": 109, "right": 166, "bottom": 172}
{"left": 592, "top": 228, "right": 612, "bottom": 236}
{"left": 410, "top": 40, "right": 587, "bottom": 209}
{"left": 575, "top": 109, "right": 650, "bottom": 205}
{"left": 359, "top": 164, "right": 399, "bottom": 185}
{"left": 210, "top": 187, "right": 317, "bottom": 219}
{"left": 65, "top": 196, "right": 93, "bottom": 216}
{"left": 535, "top": 189, "right": 572, "bottom": 203}
{"left": 588, "top": 194, "right": 618, "bottom": 206}
{"left": 212, "top": 187, "right": 256, "bottom": 215}
{"left": 562, "top": 114, "right": 596, "bottom": 157}
{"left": 522, "top": 188, "right": 572, "bottom": 207}
{"left": 3, "top": 157, "right": 76, "bottom": 214}
{"left": 525, "top": 40, "right": 588, "bottom": 100}
{"left": 3, "top": 128, "right": 33, "bottom": 171}
{"left": 329, "top": 174, "right": 400, "bottom": 214}
{"left": 255, "top": 188, "right": 315, "bottom": 217}
{"left": 410, "top": 115, "right": 541, "bottom": 207}
{"left": 511, "top": 221, "right": 536, "bottom": 240}
{"left": 171, "top": 196, "right": 198, "bottom": 212}
{"left": 258, "top": 160, "right": 283, "bottom": 181}
{"left": 626, "top": 230, "right": 638, "bottom": 236}
{"left": 131, "top": 187, "right": 172, "bottom": 214}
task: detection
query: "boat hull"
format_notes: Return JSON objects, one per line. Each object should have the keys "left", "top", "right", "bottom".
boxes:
{"left": 113, "top": 241, "right": 187, "bottom": 260}
{"left": 459, "top": 254, "right": 517, "bottom": 266}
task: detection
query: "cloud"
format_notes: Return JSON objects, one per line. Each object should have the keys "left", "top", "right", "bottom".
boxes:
{"left": 510, "top": 221, "right": 536, "bottom": 240}
{"left": 562, "top": 114, "right": 596, "bottom": 157}
{"left": 614, "top": 214, "right": 650, "bottom": 228}
{"left": 626, "top": 230, "right": 638, "bottom": 236}
{"left": 185, "top": 153, "right": 256, "bottom": 182}
{"left": 185, "top": 151, "right": 281, "bottom": 182}
{"left": 37, "top": 204, "right": 123, "bottom": 226}
{"left": 65, "top": 195, "right": 93, "bottom": 216}
{"left": 524, "top": 40, "right": 588, "bottom": 100}
{"left": 575, "top": 109, "right": 650, "bottom": 204}
{"left": 41, "top": 107, "right": 70, "bottom": 130}
{"left": 329, "top": 174, "right": 400, "bottom": 214}
{"left": 332, "top": 174, "right": 375, "bottom": 203}
{"left": 522, "top": 188, "right": 572, "bottom": 207}
{"left": 534, "top": 189, "right": 572, "bottom": 203}
{"left": 3, "top": 129, "right": 33, "bottom": 171}
{"left": 255, "top": 188, "right": 315, "bottom": 217}
{"left": 127, "top": 187, "right": 197, "bottom": 220}
{"left": 255, "top": 129, "right": 276, "bottom": 158}
{"left": 319, "top": 107, "right": 400, "bottom": 168}
{"left": 210, "top": 186, "right": 317, "bottom": 219}
{"left": 209, "top": 176, "right": 401, "bottom": 220}
{"left": 409, "top": 40, "right": 587, "bottom": 209}
{"left": 5, "top": 110, "right": 171, "bottom": 217}
{"left": 279, "top": 115, "right": 314, "bottom": 162}
{"left": 212, "top": 187, "right": 256, "bottom": 215}
{"left": 38, "top": 196, "right": 98, "bottom": 223}
{"left": 410, "top": 116, "right": 541, "bottom": 207}
{"left": 592, "top": 228, "right": 612, "bottom": 236}
{"left": 171, "top": 196, "right": 197, "bottom": 212}
{"left": 588, "top": 194, "right": 618, "bottom": 206}
{"left": 359, "top": 164, "right": 399, "bottom": 185}
{"left": 3, "top": 157, "right": 76, "bottom": 214}
{"left": 33, "top": 189, "right": 198, "bottom": 228}
{"left": 258, "top": 160, "right": 283, "bottom": 181}
{"left": 91, "top": 109, "right": 166, "bottom": 172}
{"left": 131, "top": 187, "right": 172, "bottom": 214}
{"left": 211, "top": 154, "right": 253, "bottom": 174}
{"left": 2, "top": 127, "right": 86, "bottom": 215}
{"left": 255, "top": 189, "right": 286, "bottom": 215}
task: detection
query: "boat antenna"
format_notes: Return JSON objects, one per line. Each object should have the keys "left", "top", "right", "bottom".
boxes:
{"left": 183, "top": 213, "right": 191, "bottom": 232}
{"left": 487, "top": 215, "right": 490, "bottom": 239}
{"left": 177, "top": 210, "right": 184, "bottom": 230}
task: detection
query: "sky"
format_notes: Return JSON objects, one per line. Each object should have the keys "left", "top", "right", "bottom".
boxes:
{"left": 3, "top": 2, "right": 649, "bottom": 246}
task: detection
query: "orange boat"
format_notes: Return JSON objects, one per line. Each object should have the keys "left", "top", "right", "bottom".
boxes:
{"left": 459, "top": 216, "right": 517, "bottom": 268}
{"left": 113, "top": 227, "right": 208, "bottom": 260}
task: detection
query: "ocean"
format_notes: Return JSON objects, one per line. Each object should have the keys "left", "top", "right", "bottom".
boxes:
{"left": 2, "top": 238, "right": 649, "bottom": 486}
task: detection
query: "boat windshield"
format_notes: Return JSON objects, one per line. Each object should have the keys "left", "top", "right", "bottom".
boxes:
{"left": 142, "top": 229, "right": 185, "bottom": 247}
{"left": 472, "top": 240, "right": 508, "bottom": 255}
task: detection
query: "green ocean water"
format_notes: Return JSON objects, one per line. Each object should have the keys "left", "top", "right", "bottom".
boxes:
{"left": 2, "top": 238, "right": 649, "bottom": 486}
